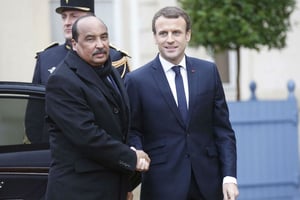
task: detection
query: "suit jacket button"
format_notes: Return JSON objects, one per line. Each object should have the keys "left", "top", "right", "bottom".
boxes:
{"left": 113, "top": 107, "right": 119, "bottom": 114}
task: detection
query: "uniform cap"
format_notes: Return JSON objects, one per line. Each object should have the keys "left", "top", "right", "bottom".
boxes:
{"left": 56, "top": 0, "right": 94, "bottom": 14}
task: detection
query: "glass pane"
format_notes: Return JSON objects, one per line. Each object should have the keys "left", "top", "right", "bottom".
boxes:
{"left": 214, "top": 51, "right": 230, "bottom": 83}
{"left": 0, "top": 98, "right": 27, "bottom": 145}
{"left": 0, "top": 97, "right": 46, "bottom": 145}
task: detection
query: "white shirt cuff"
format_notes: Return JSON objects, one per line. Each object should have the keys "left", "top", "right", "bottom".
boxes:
{"left": 223, "top": 176, "right": 237, "bottom": 185}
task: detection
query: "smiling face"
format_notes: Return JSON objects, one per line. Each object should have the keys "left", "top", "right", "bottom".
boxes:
{"left": 153, "top": 16, "right": 191, "bottom": 65}
{"left": 72, "top": 16, "right": 110, "bottom": 67}
{"left": 61, "top": 10, "right": 90, "bottom": 40}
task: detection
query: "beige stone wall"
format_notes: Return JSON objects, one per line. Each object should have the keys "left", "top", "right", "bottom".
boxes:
{"left": 0, "top": 0, "right": 51, "bottom": 82}
{"left": 122, "top": 0, "right": 179, "bottom": 70}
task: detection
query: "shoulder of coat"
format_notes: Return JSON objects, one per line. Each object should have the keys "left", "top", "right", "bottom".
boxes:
{"left": 36, "top": 42, "right": 59, "bottom": 55}
{"left": 109, "top": 43, "right": 131, "bottom": 58}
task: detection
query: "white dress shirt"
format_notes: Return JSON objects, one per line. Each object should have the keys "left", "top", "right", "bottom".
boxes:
{"left": 159, "top": 54, "right": 189, "bottom": 108}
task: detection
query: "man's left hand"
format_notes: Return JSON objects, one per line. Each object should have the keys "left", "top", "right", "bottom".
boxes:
{"left": 127, "top": 192, "right": 133, "bottom": 200}
{"left": 223, "top": 183, "right": 239, "bottom": 200}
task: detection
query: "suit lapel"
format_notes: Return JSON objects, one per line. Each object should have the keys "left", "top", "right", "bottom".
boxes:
{"left": 186, "top": 56, "right": 199, "bottom": 125}
{"left": 151, "top": 56, "right": 186, "bottom": 128}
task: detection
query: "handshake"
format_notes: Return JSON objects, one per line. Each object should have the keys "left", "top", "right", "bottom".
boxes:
{"left": 131, "top": 147, "right": 151, "bottom": 172}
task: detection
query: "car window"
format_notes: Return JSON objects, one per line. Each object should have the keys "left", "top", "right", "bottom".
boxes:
{"left": 0, "top": 83, "right": 47, "bottom": 145}
{"left": 0, "top": 98, "right": 28, "bottom": 145}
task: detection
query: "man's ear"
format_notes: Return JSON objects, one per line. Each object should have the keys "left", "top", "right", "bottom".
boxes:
{"left": 71, "top": 39, "right": 77, "bottom": 51}
{"left": 153, "top": 33, "right": 158, "bottom": 45}
{"left": 186, "top": 30, "right": 191, "bottom": 42}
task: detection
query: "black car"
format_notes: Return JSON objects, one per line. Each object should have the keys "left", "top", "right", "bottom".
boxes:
{"left": 0, "top": 82, "right": 49, "bottom": 199}
{"left": 0, "top": 82, "right": 141, "bottom": 200}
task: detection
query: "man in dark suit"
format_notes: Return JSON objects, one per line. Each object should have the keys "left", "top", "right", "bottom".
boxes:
{"left": 45, "top": 15, "right": 150, "bottom": 200}
{"left": 25, "top": 0, "right": 130, "bottom": 143}
{"left": 125, "top": 6, "right": 239, "bottom": 200}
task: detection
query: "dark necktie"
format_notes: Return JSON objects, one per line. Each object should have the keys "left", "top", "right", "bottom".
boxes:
{"left": 102, "top": 75, "right": 122, "bottom": 105}
{"left": 106, "top": 76, "right": 121, "bottom": 96}
{"left": 172, "top": 65, "right": 188, "bottom": 123}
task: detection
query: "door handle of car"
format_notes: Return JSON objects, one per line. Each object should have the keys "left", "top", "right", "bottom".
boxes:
{"left": 0, "top": 181, "right": 4, "bottom": 189}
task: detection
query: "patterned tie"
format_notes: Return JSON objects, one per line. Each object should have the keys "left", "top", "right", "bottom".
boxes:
{"left": 172, "top": 65, "right": 188, "bottom": 123}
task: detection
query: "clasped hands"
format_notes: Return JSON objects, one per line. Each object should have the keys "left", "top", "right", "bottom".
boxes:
{"left": 131, "top": 147, "right": 150, "bottom": 171}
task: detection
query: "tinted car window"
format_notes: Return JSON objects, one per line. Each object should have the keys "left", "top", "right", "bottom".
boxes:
{"left": 0, "top": 98, "right": 29, "bottom": 145}
{"left": 0, "top": 91, "right": 46, "bottom": 145}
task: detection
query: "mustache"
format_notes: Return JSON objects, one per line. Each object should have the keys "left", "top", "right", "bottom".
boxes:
{"left": 92, "top": 49, "right": 107, "bottom": 56}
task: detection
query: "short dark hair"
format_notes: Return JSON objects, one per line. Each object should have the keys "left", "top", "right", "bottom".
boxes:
{"left": 72, "top": 14, "right": 97, "bottom": 42}
{"left": 152, "top": 6, "right": 191, "bottom": 34}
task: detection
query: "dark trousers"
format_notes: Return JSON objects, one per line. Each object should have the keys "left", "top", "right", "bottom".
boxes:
{"left": 187, "top": 170, "right": 205, "bottom": 200}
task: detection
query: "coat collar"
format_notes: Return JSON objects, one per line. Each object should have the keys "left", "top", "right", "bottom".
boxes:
{"left": 65, "top": 51, "right": 102, "bottom": 85}
{"left": 64, "top": 51, "right": 129, "bottom": 110}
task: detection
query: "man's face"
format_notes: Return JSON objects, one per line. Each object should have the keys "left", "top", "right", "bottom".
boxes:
{"left": 61, "top": 10, "right": 89, "bottom": 40}
{"left": 154, "top": 16, "right": 191, "bottom": 65}
{"left": 72, "top": 17, "right": 110, "bottom": 67}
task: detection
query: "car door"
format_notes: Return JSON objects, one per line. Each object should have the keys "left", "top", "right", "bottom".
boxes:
{"left": 0, "top": 82, "right": 50, "bottom": 200}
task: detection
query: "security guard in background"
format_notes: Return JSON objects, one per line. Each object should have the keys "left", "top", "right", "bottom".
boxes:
{"left": 32, "top": 0, "right": 130, "bottom": 85}
{"left": 25, "top": 0, "right": 131, "bottom": 143}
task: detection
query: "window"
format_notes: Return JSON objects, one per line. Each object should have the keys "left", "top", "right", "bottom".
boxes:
{"left": 214, "top": 51, "right": 230, "bottom": 83}
{"left": 0, "top": 98, "right": 30, "bottom": 145}
{"left": 214, "top": 50, "right": 237, "bottom": 100}
{"left": 0, "top": 85, "right": 47, "bottom": 145}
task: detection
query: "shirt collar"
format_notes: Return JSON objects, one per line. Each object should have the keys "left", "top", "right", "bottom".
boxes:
{"left": 159, "top": 54, "right": 187, "bottom": 73}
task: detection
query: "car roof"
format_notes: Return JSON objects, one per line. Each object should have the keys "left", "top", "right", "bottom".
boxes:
{"left": 0, "top": 82, "right": 45, "bottom": 97}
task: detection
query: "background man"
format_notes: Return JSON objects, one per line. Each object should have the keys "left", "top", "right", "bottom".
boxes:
{"left": 33, "top": 0, "right": 130, "bottom": 84}
{"left": 25, "top": 0, "right": 130, "bottom": 143}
